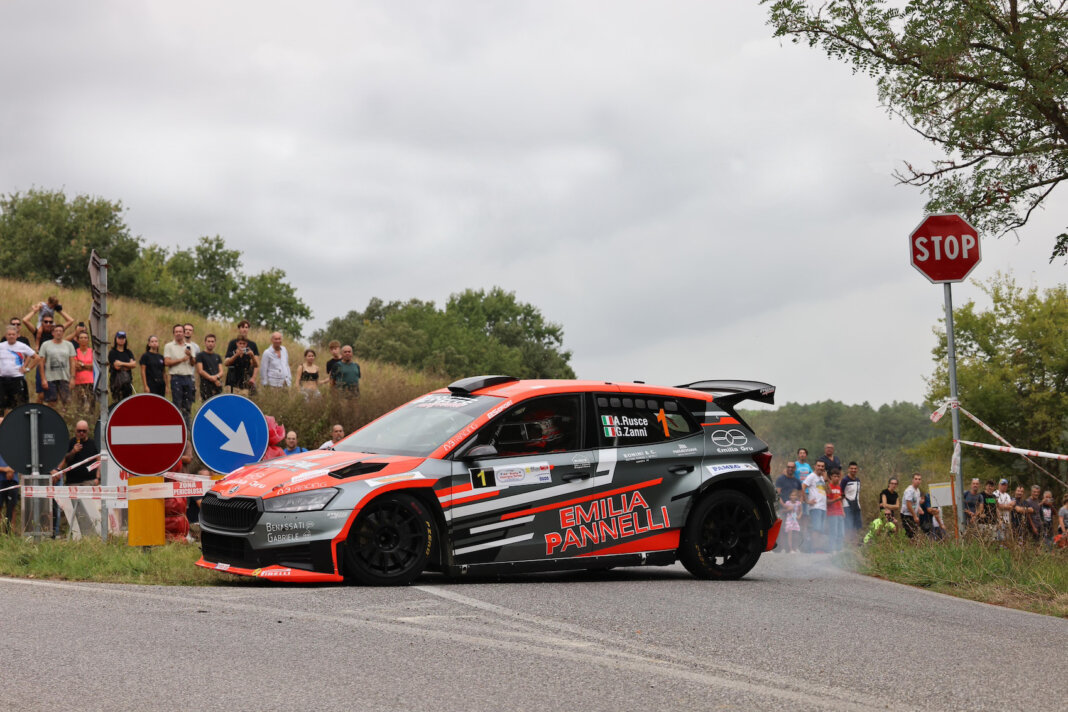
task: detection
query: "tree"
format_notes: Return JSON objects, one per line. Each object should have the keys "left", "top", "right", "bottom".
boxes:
{"left": 166, "top": 236, "right": 244, "bottom": 319}
{"left": 762, "top": 0, "right": 1068, "bottom": 260}
{"left": 0, "top": 188, "right": 142, "bottom": 289}
{"left": 312, "top": 288, "right": 575, "bottom": 378}
{"left": 240, "top": 267, "right": 313, "bottom": 338}
{"left": 926, "top": 272, "right": 1068, "bottom": 486}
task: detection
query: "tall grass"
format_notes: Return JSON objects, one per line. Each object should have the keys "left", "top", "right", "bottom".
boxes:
{"left": 849, "top": 535, "right": 1068, "bottom": 617}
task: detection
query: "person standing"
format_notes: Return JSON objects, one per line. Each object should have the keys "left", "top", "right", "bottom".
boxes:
{"left": 841, "top": 461, "right": 862, "bottom": 536}
{"left": 900, "top": 473, "right": 924, "bottom": 539}
{"left": 163, "top": 324, "right": 196, "bottom": 421}
{"left": 879, "top": 478, "right": 900, "bottom": 524}
{"left": 183, "top": 323, "right": 200, "bottom": 402}
{"left": 1022, "top": 485, "right": 1043, "bottom": 543}
{"left": 107, "top": 331, "right": 137, "bottom": 403}
{"left": 324, "top": 340, "right": 342, "bottom": 383}
{"left": 962, "top": 478, "right": 985, "bottom": 534}
{"left": 72, "top": 331, "right": 95, "bottom": 411}
{"left": 330, "top": 345, "right": 361, "bottom": 396}
{"left": 260, "top": 332, "right": 291, "bottom": 389}
{"left": 50, "top": 420, "right": 100, "bottom": 537}
{"left": 195, "top": 334, "right": 223, "bottom": 401}
{"left": 224, "top": 337, "right": 259, "bottom": 396}
{"left": 296, "top": 349, "right": 320, "bottom": 397}
{"left": 803, "top": 461, "right": 828, "bottom": 553}
{"left": 0, "top": 324, "right": 37, "bottom": 415}
{"left": 38, "top": 323, "right": 76, "bottom": 408}
{"left": 826, "top": 468, "right": 845, "bottom": 552}
{"left": 817, "top": 443, "right": 841, "bottom": 474}
{"left": 775, "top": 461, "right": 801, "bottom": 507}
{"left": 994, "top": 478, "right": 1015, "bottom": 543}
{"left": 1038, "top": 491, "right": 1057, "bottom": 549}
{"left": 140, "top": 336, "right": 166, "bottom": 397}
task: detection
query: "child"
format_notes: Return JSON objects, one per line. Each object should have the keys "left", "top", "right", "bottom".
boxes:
{"left": 782, "top": 489, "right": 802, "bottom": 553}
{"left": 826, "top": 468, "right": 845, "bottom": 552}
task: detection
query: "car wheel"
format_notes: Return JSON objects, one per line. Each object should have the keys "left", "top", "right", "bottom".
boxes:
{"left": 679, "top": 490, "right": 765, "bottom": 580}
{"left": 344, "top": 493, "right": 434, "bottom": 586}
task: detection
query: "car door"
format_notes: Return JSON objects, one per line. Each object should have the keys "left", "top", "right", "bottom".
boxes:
{"left": 588, "top": 392, "right": 704, "bottom": 553}
{"left": 445, "top": 394, "right": 595, "bottom": 565}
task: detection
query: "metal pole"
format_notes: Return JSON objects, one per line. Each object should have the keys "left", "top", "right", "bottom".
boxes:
{"left": 28, "top": 407, "right": 42, "bottom": 542}
{"left": 944, "top": 283, "right": 965, "bottom": 532}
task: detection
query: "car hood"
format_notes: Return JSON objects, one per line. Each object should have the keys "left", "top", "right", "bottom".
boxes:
{"left": 211, "top": 450, "right": 428, "bottom": 499}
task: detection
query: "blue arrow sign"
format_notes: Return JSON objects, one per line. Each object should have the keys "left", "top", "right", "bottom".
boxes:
{"left": 192, "top": 394, "right": 269, "bottom": 474}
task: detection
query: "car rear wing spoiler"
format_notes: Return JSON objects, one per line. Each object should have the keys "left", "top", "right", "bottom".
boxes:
{"left": 675, "top": 380, "right": 776, "bottom": 408}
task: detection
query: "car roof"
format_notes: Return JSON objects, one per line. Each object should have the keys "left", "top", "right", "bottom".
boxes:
{"left": 434, "top": 379, "right": 715, "bottom": 403}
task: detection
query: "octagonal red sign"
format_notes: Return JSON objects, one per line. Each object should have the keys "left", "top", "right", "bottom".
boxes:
{"left": 106, "top": 394, "right": 187, "bottom": 476}
{"left": 910, "top": 214, "right": 981, "bottom": 284}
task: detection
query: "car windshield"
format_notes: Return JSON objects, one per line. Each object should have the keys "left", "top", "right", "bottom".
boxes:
{"left": 333, "top": 393, "right": 505, "bottom": 457}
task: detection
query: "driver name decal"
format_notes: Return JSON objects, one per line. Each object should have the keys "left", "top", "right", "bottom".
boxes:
{"left": 602, "top": 415, "right": 648, "bottom": 438}
{"left": 544, "top": 490, "right": 670, "bottom": 555}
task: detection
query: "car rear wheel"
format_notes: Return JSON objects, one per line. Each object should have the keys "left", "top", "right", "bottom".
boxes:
{"left": 679, "top": 490, "right": 765, "bottom": 580}
{"left": 344, "top": 493, "right": 434, "bottom": 586}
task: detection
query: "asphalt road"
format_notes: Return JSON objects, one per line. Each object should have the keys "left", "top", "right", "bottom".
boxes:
{"left": 2, "top": 553, "right": 1064, "bottom": 711}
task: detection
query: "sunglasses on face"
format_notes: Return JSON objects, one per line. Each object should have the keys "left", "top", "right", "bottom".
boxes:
{"left": 42, "top": 320, "right": 53, "bottom": 324}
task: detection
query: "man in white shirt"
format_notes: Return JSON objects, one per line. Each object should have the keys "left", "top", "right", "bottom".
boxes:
{"left": 803, "top": 460, "right": 828, "bottom": 552}
{"left": 901, "top": 472, "right": 924, "bottom": 539}
{"left": 260, "top": 332, "right": 291, "bottom": 388}
{"left": 320, "top": 424, "right": 345, "bottom": 449}
{"left": 0, "top": 324, "right": 37, "bottom": 415}
{"left": 164, "top": 324, "right": 196, "bottom": 421}
{"left": 995, "top": 478, "right": 1014, "bottom": 542}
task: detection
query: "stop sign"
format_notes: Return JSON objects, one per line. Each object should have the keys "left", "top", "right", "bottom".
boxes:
{"left": 106, "top": 394, "right": 187, "bottom": 476}
{"left": 910, "top": 214, "right": 981, "bottom": 283}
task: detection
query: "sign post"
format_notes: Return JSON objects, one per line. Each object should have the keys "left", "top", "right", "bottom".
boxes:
{"left": 910, "top": 213, "right": 981, "bottom": 533}
{"left": 88, "top": 250, "right": 111, "bottom": 538}
{"left": 106, "top": 394, "right": 188, "bottom": 546}
{"left": 0, "top": 404, "right": 69, "bottom": 540}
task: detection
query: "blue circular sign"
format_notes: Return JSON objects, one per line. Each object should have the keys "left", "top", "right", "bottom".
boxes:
{"left": 191, "top": 394, "right": 269, "bottom": 474}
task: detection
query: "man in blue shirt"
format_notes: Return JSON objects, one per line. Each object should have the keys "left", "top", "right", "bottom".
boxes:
{"left": 282, "top": 431, "right": 308, "bottom": 456}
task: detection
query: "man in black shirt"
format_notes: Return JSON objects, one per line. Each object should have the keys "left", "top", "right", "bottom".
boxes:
{"left": 962, "top": 478, "right": 985, "bottom": 533}
{"left": 324, "top": 340, "right": 341, "bottom": 383}
{"left": 816, "top": 443, "right": 841, "bottom": 474}
{"left": 50, "top": 420, "right": 100, "bottom": 537}
{"left": 196, "top": 333, "right": 224, "bottom": 401}
{"left": 775, "top": 461, "right": 801, "bottom": 506}
{"left": 225, "top": 321, "right": 260, "bottom": 394}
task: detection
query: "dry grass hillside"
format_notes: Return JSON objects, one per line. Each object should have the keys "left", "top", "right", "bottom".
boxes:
{"left": 0, "top": 277, "right": 447, "bottom": 451}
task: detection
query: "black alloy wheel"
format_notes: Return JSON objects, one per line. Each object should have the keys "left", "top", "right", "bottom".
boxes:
{"left": 679, "top": 490, "right": 765, "bottom": 580}
{"left": 344, "top": 493, "right": 433, "bottom": 586}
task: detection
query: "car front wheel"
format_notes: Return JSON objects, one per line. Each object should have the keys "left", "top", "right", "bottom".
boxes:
{"left": 344, "top": 493, "right": 434, "bottom": 586}
{"left": 679, "top": 490, "right": 765, "bottom": 580}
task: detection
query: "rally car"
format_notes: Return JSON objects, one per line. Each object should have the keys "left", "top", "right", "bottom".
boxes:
{"left": 196, "top": 376, "right": 780, "bottom": 585}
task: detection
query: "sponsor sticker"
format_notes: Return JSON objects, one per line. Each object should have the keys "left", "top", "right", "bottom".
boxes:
{"left": 365, "top": 471, "right": 426, "bottom": 488}
{"left": 601, "top": 414, "right": 649, "bottom": 438}
{"left": 413, "top": 394, "right": 476, "bottom": 408}
{"left": 705, "top": 463, "right": 758, "bottom": 475}
{"left": 709, "top": 429, "right": 755, "bottom": 453}
{"left": 470, "top": 462, "right": 551, "bottom": 489}
{"left": 572, "top": 454, "right": 592, "bottom": 469}
{"left": 544, "top": 489, "right": 671, "bottom": 555}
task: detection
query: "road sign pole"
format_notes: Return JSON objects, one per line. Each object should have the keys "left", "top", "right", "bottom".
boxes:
{"left": 89, "top": 251, "right": 109, "bottom": 540}
{"left": 944, "top": 283, "right": 965, "bottom": 533}
{"left": 27, "top": 407, "right": 43, "bottom": 541}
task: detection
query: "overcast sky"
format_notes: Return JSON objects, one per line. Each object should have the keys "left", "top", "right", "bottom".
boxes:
{"left": 2, "top": 1, "right": 1064, "bottom": 408}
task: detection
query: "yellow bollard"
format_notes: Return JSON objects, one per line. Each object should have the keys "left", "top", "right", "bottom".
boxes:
{"left": 128, "top": 475, "right": 165, "bottom": 546}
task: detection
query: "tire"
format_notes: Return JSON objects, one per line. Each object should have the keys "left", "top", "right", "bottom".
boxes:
{"left": 344, "top": 493, "right": 434, "bottom": 586}
{"left": 679, "top": 489, "right": 766, "bottom": 580}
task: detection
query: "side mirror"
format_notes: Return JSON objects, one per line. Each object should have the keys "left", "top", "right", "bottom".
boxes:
{"left": 463, "top": 444, "right": 498, "bottom": 460}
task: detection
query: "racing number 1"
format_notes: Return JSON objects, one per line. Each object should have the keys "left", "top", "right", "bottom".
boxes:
{"left": 470, "top": 468, "right": 497, "bottom": 489}
{"left": 656, "top": 408, "right": 670, "bottom": 438}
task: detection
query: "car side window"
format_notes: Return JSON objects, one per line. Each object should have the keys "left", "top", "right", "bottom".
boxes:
{"left": 596, "top": 394, "right": 697, "bottom": 447}
{"left": 470, "top": 395, "right": 582, "bottom": 457}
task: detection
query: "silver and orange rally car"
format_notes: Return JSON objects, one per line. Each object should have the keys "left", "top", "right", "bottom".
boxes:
{"left": 196, "top": 376, "right": 781, "bottom": 585}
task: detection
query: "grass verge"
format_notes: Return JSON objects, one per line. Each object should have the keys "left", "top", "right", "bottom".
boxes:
{"left": 0, "top": 536, "right": 251, "bottom": 586}
{"left": 845, "top": 535, "right": 1068, "bottom": 618}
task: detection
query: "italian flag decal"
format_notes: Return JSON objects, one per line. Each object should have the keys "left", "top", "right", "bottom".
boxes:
{"left": 602, "top": 415, "right": 619, "bottom": 437}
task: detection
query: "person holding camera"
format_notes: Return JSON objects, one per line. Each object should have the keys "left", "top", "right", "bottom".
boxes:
{"left": 163, "top": 323, "right": 196, "bottom": 421}
{"left": 224, "top": 336, "right": 259, "bottom": 396}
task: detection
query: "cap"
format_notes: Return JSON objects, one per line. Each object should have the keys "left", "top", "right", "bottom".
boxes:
{"left": 116, "top": 331, "right": 126, "bottom": 337}
{"left": 999, "top": 478, "right": 1009, "bottom": 485}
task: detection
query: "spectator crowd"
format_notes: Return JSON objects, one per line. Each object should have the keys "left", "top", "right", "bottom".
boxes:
{"left": 0, "top": 300, "right": 363, "bottom": 424}
{"left": 774, "top": 443, "right": 1068, "bottom": 552}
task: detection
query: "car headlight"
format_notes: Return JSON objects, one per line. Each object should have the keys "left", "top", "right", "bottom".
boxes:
{"left": 263, "top": 488, "right": 338, "bottom": 513}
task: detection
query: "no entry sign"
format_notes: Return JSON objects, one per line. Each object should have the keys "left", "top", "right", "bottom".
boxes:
{"left": 909, "top": 214, "right": 981, "bottom": 283}
{"left": 106, "top": 394, "right": 187, "bottom": 476}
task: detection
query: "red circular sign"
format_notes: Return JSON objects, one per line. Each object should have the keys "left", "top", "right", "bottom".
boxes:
{"left": 106, "top": 394, "right": 187, "bottom": 476}
{"left": 910, "top": 214, "right": 981, "bottom": 283}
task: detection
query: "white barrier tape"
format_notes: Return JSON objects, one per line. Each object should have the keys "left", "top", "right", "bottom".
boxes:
{"left": 161, "top": 472, "right": 216, "bottom": 484}
{"left": 49, "top": 453, "right": 102, "bottom": 479}
{"left": 0, "top": 483, "right": 20, "bottom": 494}
{"left": 932, "top": 402, "right": 1068, "bottom": 489}
{"left": 955, "top": 439, "right": 1068, "bottom": 463}
{"left": 23, "top": 480, "right": 214, "bottom": 501}
{"left": 24, "top": 486, "right": 125, "bottom": 500}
